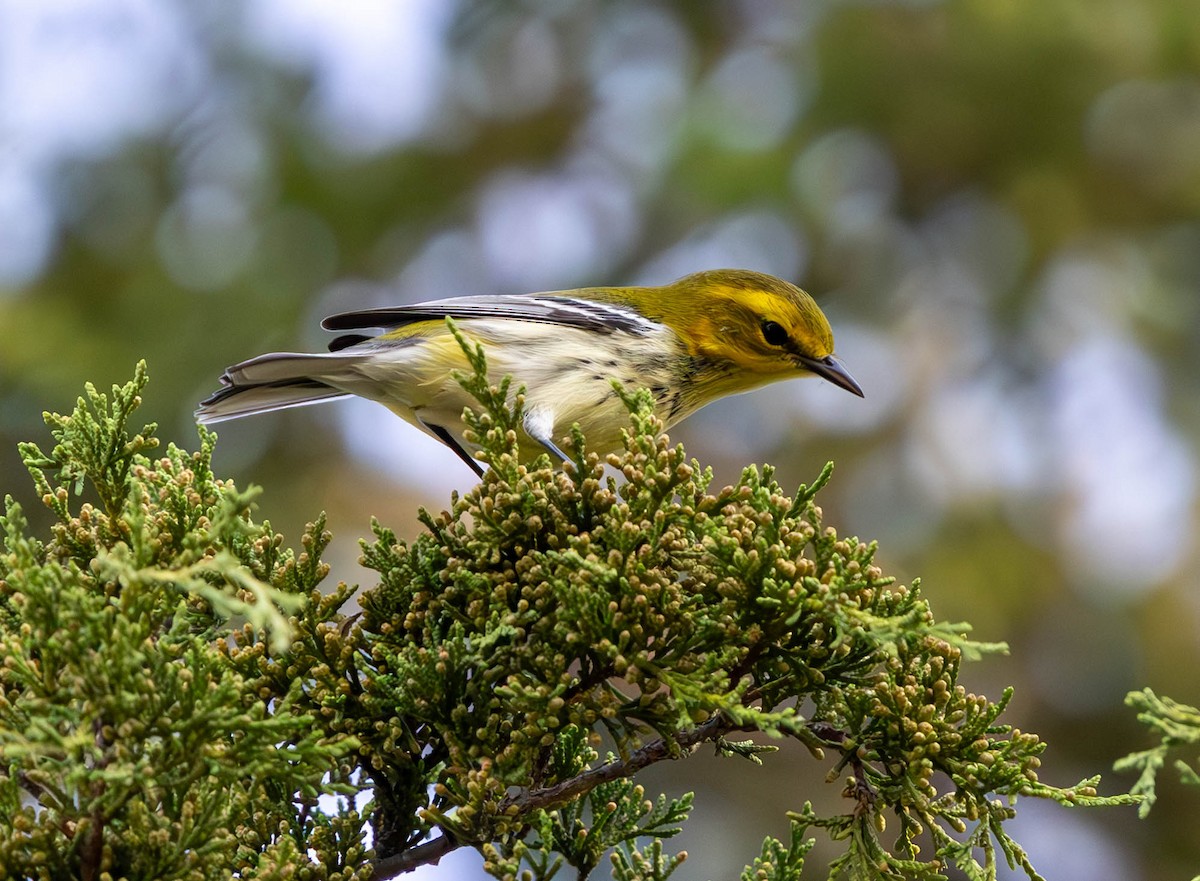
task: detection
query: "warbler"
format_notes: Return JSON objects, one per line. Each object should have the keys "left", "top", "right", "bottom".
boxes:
{"left": 196, "top": 268, "right": 863, "bottom": 475}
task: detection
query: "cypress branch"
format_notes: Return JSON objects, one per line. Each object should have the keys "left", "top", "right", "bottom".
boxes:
{"left": 0, "top": 354, "right": 1139, "bottom": 881}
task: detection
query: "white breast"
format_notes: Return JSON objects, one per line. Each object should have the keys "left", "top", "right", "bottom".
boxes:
{"left": 328, "top": 319, "right": 684, "bottom": 458}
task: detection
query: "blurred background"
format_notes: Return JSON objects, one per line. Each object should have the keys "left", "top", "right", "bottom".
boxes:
{"left": 2, "top": 0, "right": 1198, "bottom": 877}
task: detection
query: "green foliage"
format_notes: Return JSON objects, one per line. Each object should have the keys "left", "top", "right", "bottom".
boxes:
{"left": 1118, "top": 688, "right": 1200, "bottom": 823}
{"left": 741, "top": 819, "right": 814, "bottom": 881}
{"left": 348, "top": 330, "right": 1135, "bottom": 879}
{"left": 610, "top": 839, "right": 689, "bottom": 881}
{"left": 0, "top": 356, "right": 1137, "bottom": 881}
{"left": 480, "top": 727, "right": 693, "bottom": 881}
{"left": 0, "top": 363, "right": 365, "bottom": 880}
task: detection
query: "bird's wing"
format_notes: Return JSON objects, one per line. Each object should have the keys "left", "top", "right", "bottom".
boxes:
{"left": 321, "top": 294, "right": 660, "bottom": 337}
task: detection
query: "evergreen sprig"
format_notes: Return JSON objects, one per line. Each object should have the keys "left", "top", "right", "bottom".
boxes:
{"left": 0, "top": 363, "right": 364, "bottom": 880}
{"left": 0, "top": 353, "right": 1137, "bottom": 881}
{"left": 349, "top": 329, "right": 1135, "bottom": 880}
{"left": 1118, "top": 688, "right": 1200, "bottom": 821}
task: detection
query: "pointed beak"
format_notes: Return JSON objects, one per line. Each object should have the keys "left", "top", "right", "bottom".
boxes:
{"left": 798, "top": 354, "right": 864, "bottom": 397}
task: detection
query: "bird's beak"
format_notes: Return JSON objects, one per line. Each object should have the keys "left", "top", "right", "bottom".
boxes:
{"left": 797, "top": 354, "right": 864, "bottom": 397}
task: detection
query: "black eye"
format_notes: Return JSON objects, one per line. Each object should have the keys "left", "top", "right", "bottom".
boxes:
{"left": 760, "top": 320, "right": 789, "bottom": 347}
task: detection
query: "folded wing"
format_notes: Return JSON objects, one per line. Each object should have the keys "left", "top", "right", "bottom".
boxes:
{"left": 321, "top": 294, "right": 659, "bottom": 337}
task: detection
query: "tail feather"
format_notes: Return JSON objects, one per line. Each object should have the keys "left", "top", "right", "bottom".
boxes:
{"left": 196, "top": 351, "right": 359, "bottom": 424}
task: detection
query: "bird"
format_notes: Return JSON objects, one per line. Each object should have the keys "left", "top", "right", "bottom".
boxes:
{"left": 196, "top": 268, "right": 863, "bottom": 476}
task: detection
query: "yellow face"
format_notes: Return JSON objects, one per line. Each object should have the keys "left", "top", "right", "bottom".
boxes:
{"left": 668, "top": 270, "right": 827, "bottom": 364}
{"left": 697, "top": 288, "right": 832, "bottom": 373}
{"left": 655, "top": 269, "right": 863, "bottom": 397}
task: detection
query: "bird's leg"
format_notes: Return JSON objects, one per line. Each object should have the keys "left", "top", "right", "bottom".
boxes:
{"left": 522, "top": 407, "right": 571, "bottom": 464}
{"left": 419, "top": 418, "right": 485, "bottom": 477}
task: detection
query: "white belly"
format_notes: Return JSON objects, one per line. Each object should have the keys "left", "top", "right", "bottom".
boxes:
{"left": 331, "top": 319, "right": 685, "bottom": 458}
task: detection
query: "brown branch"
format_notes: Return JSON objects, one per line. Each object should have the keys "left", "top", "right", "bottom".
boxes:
{"left": 16, "top": 768, "right": 49, "bottom": 802}
{"left": 370, "top": 712, "right": 741, "bottom": 880}
{"left": 807, "top": 721, "right": 877, "bottom": 817}
{"left": 79, "top": 808, "right": 104, "bottom": 881}
{"left": 80, "top": 717, "right": 109, "bottom": 881}
{"left": 371, "top": 833, "right": 459, "bottom": 880}
{"left": 504, "top": 712, "right": 737, "bottom": 814}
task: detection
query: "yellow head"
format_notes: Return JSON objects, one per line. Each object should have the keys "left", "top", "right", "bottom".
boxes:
{"left": 629, "top": 269, "right": 863, "bottom": 397}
